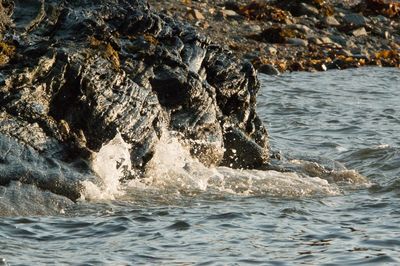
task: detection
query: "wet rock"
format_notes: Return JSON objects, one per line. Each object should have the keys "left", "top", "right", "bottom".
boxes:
{"left": 0, "top": 0, "right": 270, "bottom": 199}
{"left": 258, "top": 64, "right": 280, "bottom": 75}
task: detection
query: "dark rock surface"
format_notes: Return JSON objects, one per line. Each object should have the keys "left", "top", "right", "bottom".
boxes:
{"left": 0, "top": 0, "right": 269, "bottom": 200}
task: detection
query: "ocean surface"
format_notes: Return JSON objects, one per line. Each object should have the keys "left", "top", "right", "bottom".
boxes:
{"left": 1, "top": 67, "right": 400, "bottom": 265}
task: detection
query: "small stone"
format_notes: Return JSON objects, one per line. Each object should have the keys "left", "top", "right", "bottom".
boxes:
{"left": 330, "top": 35, "right": 348, "bottom": 47}
{"left": 220, "top": 9, "right": 240, "bottom": 18}
{"left": 343, "top": 13, "right": 367, "bottom": 27}
{"left": 350, "top": 48, "right": 369, "bottom": 58}
{"left": 324, "top": 16, "right": 340, "bottom": 27}
{"left": 258, "top": 64, "right": 280, "bottom": 75}
{"left": 286, "top": 38, "right": 308, "bottom": 47}
{"left": 320, "top": 36, "right": 333, "bottom": 44}
{"left": 352, "top": 27, "right": 367, "bottom": 37}
{"left": 375, "top": 15, "right": 389, "bottom": 23}
{"left": 298, "top": 3, "right": 319, "bottom": 17}
{"left": 245, "top": 24, "right": 262, "bottom": 32}
{"left": 265, "top": 46, "right": 277, "bottom": 55}
{"left": 195, "top": 20, "right": 209, "bottom": 29}
{"left": 339, "top": 49, "right": 353, "bottom": 57}
{"left": 188, "top": 9, "right": 205, "bottom": 20}
{"left": 308, "top": 37, "right": 323, "bottom": 45}
{"left": 286, "top": 24, "right": 312, "bottom": 34}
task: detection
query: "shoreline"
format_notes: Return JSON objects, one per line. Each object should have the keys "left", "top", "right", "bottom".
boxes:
{"left": 149, "top": 0, "right": 400, "bottom": 74}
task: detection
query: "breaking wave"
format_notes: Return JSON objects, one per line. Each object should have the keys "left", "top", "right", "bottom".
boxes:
{"left": 81, "top": 131, "right": 371, "bottom": 202}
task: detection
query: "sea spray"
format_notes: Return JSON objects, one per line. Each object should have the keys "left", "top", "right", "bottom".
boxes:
{"left": 134, "top": 131, "right": 221, "bottom": 193}
{"left": 81, "top": 129, "right": 370, "bottom": 201}
{"left": 126, "top": 131, "right": 356, "bottom": 198}
{"left": 80, "top": 133, "right": 132, "bottom": 200}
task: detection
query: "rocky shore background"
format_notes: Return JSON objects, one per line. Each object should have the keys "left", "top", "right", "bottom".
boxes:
{"left": 149, "top": 0, "right": 400, "bottom": 74}
{"left": 0, "top": 0, "right": 398, "bottom": 204}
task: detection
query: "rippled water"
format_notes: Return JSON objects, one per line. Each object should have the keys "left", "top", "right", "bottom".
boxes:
{"left": 1, "top": 67, "right": 400, "bottom": 265}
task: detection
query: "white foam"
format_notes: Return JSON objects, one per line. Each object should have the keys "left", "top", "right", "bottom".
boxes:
{"left": 82, "top": 130, "right": 369, "bottom": 201}
{"left": 126, "top": 131, "right": 354, "bottom": 198}
{"left": 376, "top": 144, "right": 390, "bottom": 149}
{"left": 336, "top": 146, "right": 348, "bottom": 152}
{"left": 209, "top": 167, "right": 340, "bottom": 197}
{"left": 80, "top": 133, "right": 131, "bottom": 201}
{"left": 132, "top": 131, "right": 219, "bottom": 192}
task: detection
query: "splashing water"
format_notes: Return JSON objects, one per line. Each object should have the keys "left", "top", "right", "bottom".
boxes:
{"left": 81, "top": 128, "right": 370, "bottom": 202}
{"left": 80, "top": 133, "right": 132, "bottom": 200}
{"left": 121, "top": 131, "right": 369, "bottom": 200}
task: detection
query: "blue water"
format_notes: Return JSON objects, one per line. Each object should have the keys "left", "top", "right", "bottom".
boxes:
{"left": 1, "top": 67, "right": 400, "bottom": 265}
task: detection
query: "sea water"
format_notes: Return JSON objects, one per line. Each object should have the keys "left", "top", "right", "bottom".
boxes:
{"left": 1, "top": 67, "right": 400, "bottom": 265}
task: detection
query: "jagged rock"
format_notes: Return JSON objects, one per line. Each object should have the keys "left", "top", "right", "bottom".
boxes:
{"left": 0, "top": 0, "right": 269, "bottom": 200}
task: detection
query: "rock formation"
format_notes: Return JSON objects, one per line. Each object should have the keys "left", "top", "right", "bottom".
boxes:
{"left": 0, "top": 0, "right": 269, "bottom": 200}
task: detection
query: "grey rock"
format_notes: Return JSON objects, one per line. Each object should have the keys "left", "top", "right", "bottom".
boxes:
{"left": 286, "top": 38, "right": 309, "bottom": 47}
{"left": 286, "top": 24, "right": 312, "bottom": 34}
{"left": 0, "top": 0, "right": 270, "bottom": 200}
{"left": 330, "top": 35, "right": 349, "bottom": 47}
{"left": 343, "top": 13, "right": 367, "bottom": 27}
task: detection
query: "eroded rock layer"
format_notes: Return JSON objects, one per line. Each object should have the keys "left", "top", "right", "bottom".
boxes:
{"left": 0, "top": 0, "right": 269, "bottom": 200}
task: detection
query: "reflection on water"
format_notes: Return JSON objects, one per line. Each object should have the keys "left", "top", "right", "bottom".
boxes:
{"left": 1, "top": 67, "right": 400, "bottom": 265}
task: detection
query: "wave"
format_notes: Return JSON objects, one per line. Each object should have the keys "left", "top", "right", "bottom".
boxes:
{"left": 81, "top": 131, "right": 371, "bottom": 202}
